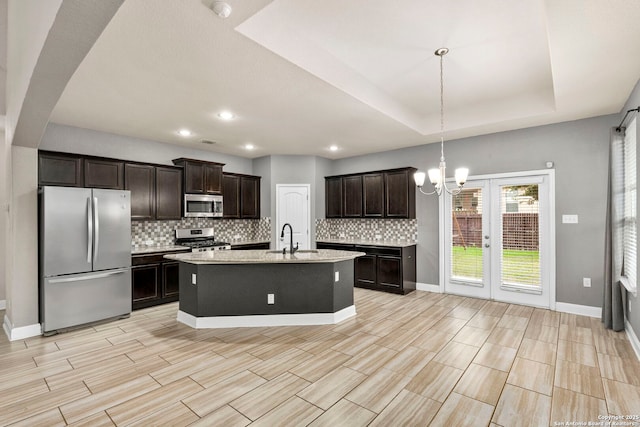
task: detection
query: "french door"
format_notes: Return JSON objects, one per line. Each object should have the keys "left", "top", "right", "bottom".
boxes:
{"left": 442, "top": 172, "right": 554, "bottom": 308}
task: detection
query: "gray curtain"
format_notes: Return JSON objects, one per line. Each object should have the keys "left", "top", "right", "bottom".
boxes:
{"left": 603, "top": 128, "right": 626, "bottom": 330}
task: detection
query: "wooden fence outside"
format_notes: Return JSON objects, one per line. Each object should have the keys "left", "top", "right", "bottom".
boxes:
{"left": 452, "top": 213, "right": 539, "bottom": 250}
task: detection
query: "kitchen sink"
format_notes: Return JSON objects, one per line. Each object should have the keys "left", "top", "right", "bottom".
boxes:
{"left": 265, "top": 250, "right": 319, "bottom": 254}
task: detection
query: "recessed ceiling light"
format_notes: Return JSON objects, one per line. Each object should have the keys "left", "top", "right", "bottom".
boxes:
{"left": 178, "top": 129, "right": 192, "bottom": 137}
{"left": 329, "top": 145, "right": 339, "bottom": 152}
{"left": 245, "top": 143, "right": 255, "bottom": 150}
{"left": 217, "top": 111, "right": 235, "bottom": 121}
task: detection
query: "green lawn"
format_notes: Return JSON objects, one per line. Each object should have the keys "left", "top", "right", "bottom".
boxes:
{"left": 452, "top": 246, "right": 540, "bottom": 285}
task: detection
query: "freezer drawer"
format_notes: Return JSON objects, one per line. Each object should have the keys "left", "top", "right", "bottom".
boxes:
{"left": 41, "top": 268, "right": 131, "bottom": 333}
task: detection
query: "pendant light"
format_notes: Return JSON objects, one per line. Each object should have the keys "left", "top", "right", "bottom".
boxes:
{"left": 414, "top": 48, "right": 468, "bottom": 196}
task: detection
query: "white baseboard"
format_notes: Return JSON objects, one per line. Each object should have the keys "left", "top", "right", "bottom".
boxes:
{"left": 0, "top": 300, "right": 5, "bottom": 310}
{"left": 177, "top": 305, "right": 357, "bottom": 329}
{"left": 555, "top": 302, "right": 602, "bottom": 318}
{"left": 416, "top": 282, "right": 442, "bottom": 293}
{"left": 3, "top": 315, "right": 42, "bottom": 341}
{"left": 626, "top": 320, "right": 640, "bottom": 361}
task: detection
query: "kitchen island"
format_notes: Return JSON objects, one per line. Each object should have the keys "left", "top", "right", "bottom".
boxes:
{"left": 165, "top": 249, "right": 364, "bottom": 328}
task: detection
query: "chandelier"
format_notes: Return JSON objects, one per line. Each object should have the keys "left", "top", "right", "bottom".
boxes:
{"left": 414, "top": 48, "right": 468, "bottom": 196}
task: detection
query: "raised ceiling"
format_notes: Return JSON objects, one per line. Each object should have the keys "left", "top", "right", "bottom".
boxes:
{"left": 49, "top": 0, "right": 640, "bottom": 159}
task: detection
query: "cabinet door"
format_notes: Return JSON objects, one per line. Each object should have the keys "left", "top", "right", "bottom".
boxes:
{"left": 184, "top": 162, "right": 205, "bottom": 194}
{"left": 39, "top": 152, "right": 83, "bottom": 187}
{"left": 363, "top": 173, "right": 384, "bottom": 217}
{"left": 156, "top": 167, "right": 182, "bottom": 220}
{"left": 325, "top": 177, "right": 343, "bottom": 218}
{"left": 84, "top": 158, "right": 124, "bottom": 189}
{"left": 162, "top": 262, "right": 180, "bottom": 298}
{"left": 223, "top": 174, "right": 240, "bottom": 218}
{"left": 205, "top": 164, "right": 223, "bottom": 194}
{"left": 355, "top": 254, "right": 377, "bottom": 288}
{"left": 240, "top": 176, "right": 260, "bottom": 218}
{"left": 377, "top": 255, "right": 403, "bottom": 289}
{"left": 385, "top": 169, "right": 415, "bottom": 218}
{"left": 343, "top": 175, "right": 363, "bottom": 217}
{"left": 125, "top": 164, "right": 155, "bottom": 220}
{"left": 132, "top": 264, "right": 159, "bottom": 303}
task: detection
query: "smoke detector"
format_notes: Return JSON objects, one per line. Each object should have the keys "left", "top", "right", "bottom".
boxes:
{"left": 211, "top": 1, "right": 232, "bottom": 18}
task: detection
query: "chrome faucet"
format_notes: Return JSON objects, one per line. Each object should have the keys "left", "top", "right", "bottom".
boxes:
{"left": 280, "top": 223, "right": 298, "bottom": 254}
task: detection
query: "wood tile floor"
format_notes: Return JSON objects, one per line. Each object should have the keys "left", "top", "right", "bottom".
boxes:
{"left": 1, "top": 288, "right": 639, "bottom": 426}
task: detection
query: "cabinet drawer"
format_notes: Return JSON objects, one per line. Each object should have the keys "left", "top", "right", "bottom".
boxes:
{"left": 316, "top": 243, "right": 356, "bottom": 251}
{"left": 355, "top": 245, "right": 402, "bottom": 257}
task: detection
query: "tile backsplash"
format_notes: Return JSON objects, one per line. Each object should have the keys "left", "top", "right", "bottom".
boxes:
{"left": 316, "top": 218, "right": 417, "bottom": 241}
{"left": 132, "top": 217, "right": 271, "bottom": 247}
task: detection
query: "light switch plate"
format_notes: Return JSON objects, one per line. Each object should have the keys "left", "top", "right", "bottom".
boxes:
{"left": 583, "top": 278, "right": 591, "bottom": 287}
{"left": 191, "top": 273, "right": 197, "bottom": 285}
{"left": 335, "top": 271, "right": 339, "bottom": 282}
{"left": 562, "top": 214, "right": 579, "bottom": 224}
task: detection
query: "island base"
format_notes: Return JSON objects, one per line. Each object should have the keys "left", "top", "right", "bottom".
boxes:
{"left": 177, "top": 305, "right": 356, "bottom": 328}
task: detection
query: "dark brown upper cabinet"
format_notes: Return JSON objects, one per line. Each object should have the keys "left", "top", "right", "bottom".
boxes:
{"left": 325, "top": 176, "right": 343, "bottom": 218}
{"left": 172, "top": 158, "right": 224, "bottom": 194}
{"left": 155, "top": 166, "right": 183, "bottom": 220}
{"left": 325, "top": 167, "right": 417, "bottom": 219}
{"left": 342, "top": 175, "right": 363, "bottom": 217}
{"left": 385, "top": 168, "right": 416, "bottom": 218}
{"left": 38, "top": 151, "right": 83, "bottom": 187}
{"left": 240, "top": 175, "right": 260, "bottom": 219}
{"left": 125, "top": 164, "right": 155, "bottom": 221}
{"left": 363, "top": 173, "right": 384, "bottom": 217}
{"left": 223, "top": 173, "right": 261, "bottom": 219}
{"left": 222, "top": 174, "right": 240, "bottom": 218}
{"left": 84, "top": 158, "right": 124, "bottom": 189}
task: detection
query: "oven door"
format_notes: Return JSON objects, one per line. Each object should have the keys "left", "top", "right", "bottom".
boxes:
{"left": 184, "top": 194, "right": 221, "bottom": 218}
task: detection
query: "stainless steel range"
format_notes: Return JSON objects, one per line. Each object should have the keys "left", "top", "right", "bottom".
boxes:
{"left": 175, "top": 228, "right": 231, "bottom": 252}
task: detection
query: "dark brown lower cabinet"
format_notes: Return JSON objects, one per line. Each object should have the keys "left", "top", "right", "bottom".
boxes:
{"left": 132, "top": 251, "right": 189, "bottom": 309}
{"left": 317, "top": 242, "right": 416, "bottom": 294}
{"left": 231, "top": 242, "right": 270, "bottom": 250}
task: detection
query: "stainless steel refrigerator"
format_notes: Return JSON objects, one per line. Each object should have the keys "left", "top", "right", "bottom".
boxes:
{"left": 40, "top": 186, "right": 132, "bottom": 334}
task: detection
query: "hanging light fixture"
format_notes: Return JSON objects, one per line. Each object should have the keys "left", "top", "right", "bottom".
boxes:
{"left": 414, "top": 48, "right": 468, "bottom": 196}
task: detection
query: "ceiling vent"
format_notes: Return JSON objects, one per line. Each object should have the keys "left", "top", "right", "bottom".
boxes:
{"left": 200, "top": 139, "right": 217, "bottom": 145}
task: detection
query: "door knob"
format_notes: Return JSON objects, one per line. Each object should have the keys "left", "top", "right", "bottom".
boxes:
{"left": 484, "top": 235, "right": 490, "bottom": 239}
{"left": 484, "top": 243, "right": 490, "bottom": 248}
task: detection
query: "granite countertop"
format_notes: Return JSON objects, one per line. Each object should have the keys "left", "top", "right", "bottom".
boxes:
{"left": 131, "top": 245, "right": 191, "bottom": 255}
{"left": 165, "top": 249, "right": 365, "bottom": 264}
{"left": 316, "top": 239, "right": 417, "bottom": 248}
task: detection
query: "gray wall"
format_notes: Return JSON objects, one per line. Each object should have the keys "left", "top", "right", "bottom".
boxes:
{"left": 40, "top": 123, "right": 254, "bottom": 173}
{"left": 333, "top": 114, "right": 618, "bottom": 308}
{"left": 622, "top": 78, "right": 640, "bottom": 335}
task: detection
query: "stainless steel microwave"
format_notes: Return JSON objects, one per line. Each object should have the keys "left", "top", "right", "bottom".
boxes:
{"left": 184, "top": 194, "right": 223, "bottom": 218}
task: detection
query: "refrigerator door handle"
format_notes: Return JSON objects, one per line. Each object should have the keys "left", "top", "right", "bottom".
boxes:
{"left": 87, "top": 197, "right": 93, "bottom": 264}
{"left": 48, "top": 269, "right": 129, "bottom": 284}
{"left": 93, "top": 196, "right": 99, "bottom": 262}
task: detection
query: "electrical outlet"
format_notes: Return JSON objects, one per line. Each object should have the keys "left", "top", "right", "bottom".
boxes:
{"left": 267, "top": 294, "right": 275, "bottom": 304}
{"left": 562, "top": 215, "right": 579, "bottom": 224}
{"left": 583, "top": 277, "right": 591, "bottom": 288}
{"left": 335, "top": 271, "right": 340, "bottom": 282}
{"left": 191, "top": 273, "right": 197, "bottom": 285}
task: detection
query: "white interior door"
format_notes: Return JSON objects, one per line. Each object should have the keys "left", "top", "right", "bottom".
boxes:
{"left": 276, "top": 184, "right": 310, "bottom": 251}
{"left": 443, "top": 171, "right": 555, "bottom": 308}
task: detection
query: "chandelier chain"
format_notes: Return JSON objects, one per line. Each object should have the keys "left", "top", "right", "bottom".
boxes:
{"left": 440, "top": 50, "right": 445, "bottom": 161}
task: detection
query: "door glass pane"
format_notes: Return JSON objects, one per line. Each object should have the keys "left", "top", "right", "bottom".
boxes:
{"left": 500, "top": 184, "right": 541, "bottom": 288}
{"left": 451, "top": 188, "right": 483, "bottom": 282}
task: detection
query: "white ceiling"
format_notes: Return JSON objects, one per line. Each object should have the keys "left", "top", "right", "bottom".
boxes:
{"left": 49, "top": 0, "right": 640, "bottom": 159}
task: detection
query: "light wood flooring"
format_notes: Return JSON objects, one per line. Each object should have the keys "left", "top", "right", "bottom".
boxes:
{"left": 1, "top": 288, "right": 639, "bottom": 426}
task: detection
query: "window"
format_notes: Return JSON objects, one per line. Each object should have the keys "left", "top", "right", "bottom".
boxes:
{"left": 622, "top": 117, "right": 637, "bottom": 295}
